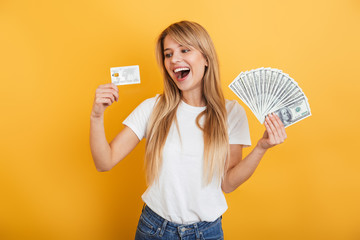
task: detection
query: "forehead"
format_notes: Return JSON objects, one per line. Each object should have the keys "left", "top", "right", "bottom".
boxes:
{"left": 163, "top": 35, "right": 190, "bottom": 51}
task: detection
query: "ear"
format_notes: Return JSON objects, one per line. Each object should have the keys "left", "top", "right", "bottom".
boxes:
{"left": 205, "top": 59, "right": 208, "bottom": 67}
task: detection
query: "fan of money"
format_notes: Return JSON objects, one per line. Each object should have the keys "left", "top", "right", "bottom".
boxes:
{"left": 229, "top": 67, "right": 311, "bottom": 127}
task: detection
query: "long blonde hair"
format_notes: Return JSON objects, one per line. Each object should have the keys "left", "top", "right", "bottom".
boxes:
{"left": 145, "top": 21, "right": 229, "bottom": 187}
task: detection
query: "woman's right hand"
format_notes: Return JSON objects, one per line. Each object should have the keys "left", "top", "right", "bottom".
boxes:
{"left": 91, "top": 83, "right": 119, "bottom": 119}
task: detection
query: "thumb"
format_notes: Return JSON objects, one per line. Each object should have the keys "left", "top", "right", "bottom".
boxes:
{"left": 263, "top": 129, "right": 269, "bottom": 139}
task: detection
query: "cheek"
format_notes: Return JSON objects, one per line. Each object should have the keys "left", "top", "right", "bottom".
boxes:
{"left": 195, "top": 56, "right": 207, "bottom": 73}
{"left": 196, "top": 59, "right": 207, "bottom": 76}
{"left": 164, "top": 61, "right": 171, "bottom": 74}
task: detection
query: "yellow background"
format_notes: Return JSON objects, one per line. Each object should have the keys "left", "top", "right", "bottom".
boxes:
{"left": 1, "top": 0, "right": 359, "bottom": 239}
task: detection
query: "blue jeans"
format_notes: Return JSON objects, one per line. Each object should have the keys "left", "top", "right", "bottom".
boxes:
{"left": 135, "top": 204, "right": 224, "bottom": 240}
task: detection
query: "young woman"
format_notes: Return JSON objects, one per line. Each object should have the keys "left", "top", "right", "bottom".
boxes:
{"left": 90, "top": 21, "right": 287, "bottom": 240}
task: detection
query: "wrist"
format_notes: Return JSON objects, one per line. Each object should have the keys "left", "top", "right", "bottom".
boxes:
{"left": 256, "top": 141, "right": 268, "bottom": 154}
{"left": 90, "top": 113, "right": 104, "bottom": 122}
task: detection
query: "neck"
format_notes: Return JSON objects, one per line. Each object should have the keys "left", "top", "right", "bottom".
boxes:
{"left": 181, "top": 90, "right": 206, "bottom": 107}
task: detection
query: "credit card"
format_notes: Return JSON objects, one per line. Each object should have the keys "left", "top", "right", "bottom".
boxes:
{"left": 110, "top": 65, "right": 140, "bottom": 85}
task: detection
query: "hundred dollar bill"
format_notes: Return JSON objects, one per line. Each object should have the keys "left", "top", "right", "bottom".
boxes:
{"left": 273, "top": 97, "right": 311, "bottom": 128}
{"left": 110, "top": 65, "right": 140, "bottom": 85}
{"left": 229, "top": 67, "right": 311, "bottom": 127}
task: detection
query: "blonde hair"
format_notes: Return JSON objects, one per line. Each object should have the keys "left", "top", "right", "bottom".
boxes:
{"left": 145, "top": 21, "right": 229, "bottom": 187}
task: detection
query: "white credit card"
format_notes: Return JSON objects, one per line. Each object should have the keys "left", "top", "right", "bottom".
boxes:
{"left": 110, "top": 65, "right": 140, "bottom": 85}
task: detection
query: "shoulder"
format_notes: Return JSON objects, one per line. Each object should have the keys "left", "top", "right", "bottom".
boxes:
{"left": 137, "top": 94, "right": 161, "bottom": 109}
{"left": 225, "top": 99, "right": 246, "bottom": 116}
{"left": 225, "top": 100, "right": 251, "bottom": 146}
{"left": 126, "top": 94, "right": 160, "bottom": 118}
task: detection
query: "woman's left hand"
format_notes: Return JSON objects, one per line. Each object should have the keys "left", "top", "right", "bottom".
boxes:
{"left": 258, "top": 113, "right": 287, "bottom": 150}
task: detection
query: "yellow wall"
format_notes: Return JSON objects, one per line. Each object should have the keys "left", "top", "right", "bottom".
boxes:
{"left": 1, "top": 0, "right": 359, "bottom": 239}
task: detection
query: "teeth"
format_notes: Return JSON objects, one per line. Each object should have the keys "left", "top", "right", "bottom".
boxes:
{"left": 174, "top": 67, "right": 190, "bottom": 73}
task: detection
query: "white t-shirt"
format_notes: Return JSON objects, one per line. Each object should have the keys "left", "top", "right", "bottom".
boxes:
{"left": 123, "top": 95, "right": 251, "bottom": 224}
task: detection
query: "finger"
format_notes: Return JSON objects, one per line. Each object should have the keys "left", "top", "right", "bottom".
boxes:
{"left": 110, "top": 83, "right": 119, "bottom": 93}
{"left": 96, "top": 97, "right": 114, "bottom": 106}
{"left": 96, "top": 89, "right": 119, "bottom": 101}
{"left": 270, "top": 113, "right": 286, "bottom": 141}
{"left": 98, "top": 83, "right": 112, "bottom": 88}
{"left": 106, "top": 89, "right": 119, "bottom": 101}
{"left": 96, "top": 97, "right": 112, "bottom": 106}
{"left": 96, "top": 93, "right": 115, "bottom": 103}
{"left": 266, "top": 115, "right": 280, "bottom": 144}
{"left": 273, "top": 113, "right": 287, "bottom": 139}
{"left": 106, "top": 85, "right": 119, "bottom": 101}
{"left": 262, "top": 128, "right": 269, "bottom": 139}
{"left": 99, "top": 83, "right": 119, "bottom": 93}
{"left": 269, "top": 113, "right": 284, "bottom": 138}
{"left": 265, "top": 116, "right": 276, "bottom": 143}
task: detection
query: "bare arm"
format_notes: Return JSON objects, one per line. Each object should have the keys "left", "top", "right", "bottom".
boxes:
{"left": 89, "top": 83, "right": 140, "bottom": 172}
{"left": 222, "top": 113, "right": 287, "bottom": 193}
{"left": 221, "top": 144, "right": 266, "bottom": 193}
{"left": 90, "top": 115, "right": 112, "bottom": 171}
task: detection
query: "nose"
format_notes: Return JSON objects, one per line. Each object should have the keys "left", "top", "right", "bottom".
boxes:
{"left": 170, "top": 50, "right": 182, "bottom": 63}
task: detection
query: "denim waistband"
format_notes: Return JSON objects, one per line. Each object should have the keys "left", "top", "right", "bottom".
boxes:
{"left": 141, "top": 203, "right": 222, "bottom": 237}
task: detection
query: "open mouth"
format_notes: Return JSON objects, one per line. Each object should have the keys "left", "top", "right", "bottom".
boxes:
{"left": 174, "top": 67, "right": 190, "bottom": 81}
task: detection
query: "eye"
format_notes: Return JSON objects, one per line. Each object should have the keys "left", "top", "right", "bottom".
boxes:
{"left": 164, "top": 53, "right": 172, "bottom": 58}
{"left": 182, "top": 49, "right": 190, "bottom": 53}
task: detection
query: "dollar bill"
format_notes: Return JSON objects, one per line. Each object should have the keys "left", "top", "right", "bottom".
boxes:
{"left": 229, "top": 67, "right": 311, "bottom": 127}
{"left": 273, "top": 97, "right": 311, "bottom": 127}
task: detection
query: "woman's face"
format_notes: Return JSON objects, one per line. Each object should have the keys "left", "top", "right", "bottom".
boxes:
{"left": 163, "top": 35, "right": 208, "bottom": 94}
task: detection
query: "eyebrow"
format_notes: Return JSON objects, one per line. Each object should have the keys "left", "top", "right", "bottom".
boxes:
{"left": 164, "top": 44, "right": 183, "bottom": 52}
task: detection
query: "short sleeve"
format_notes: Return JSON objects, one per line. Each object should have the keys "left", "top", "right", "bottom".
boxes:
{"left": 226, "top": 100, "right": 251, "bottom": 147}
{"left": 122, "top": 95, "right": 159, "bottom": 141}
